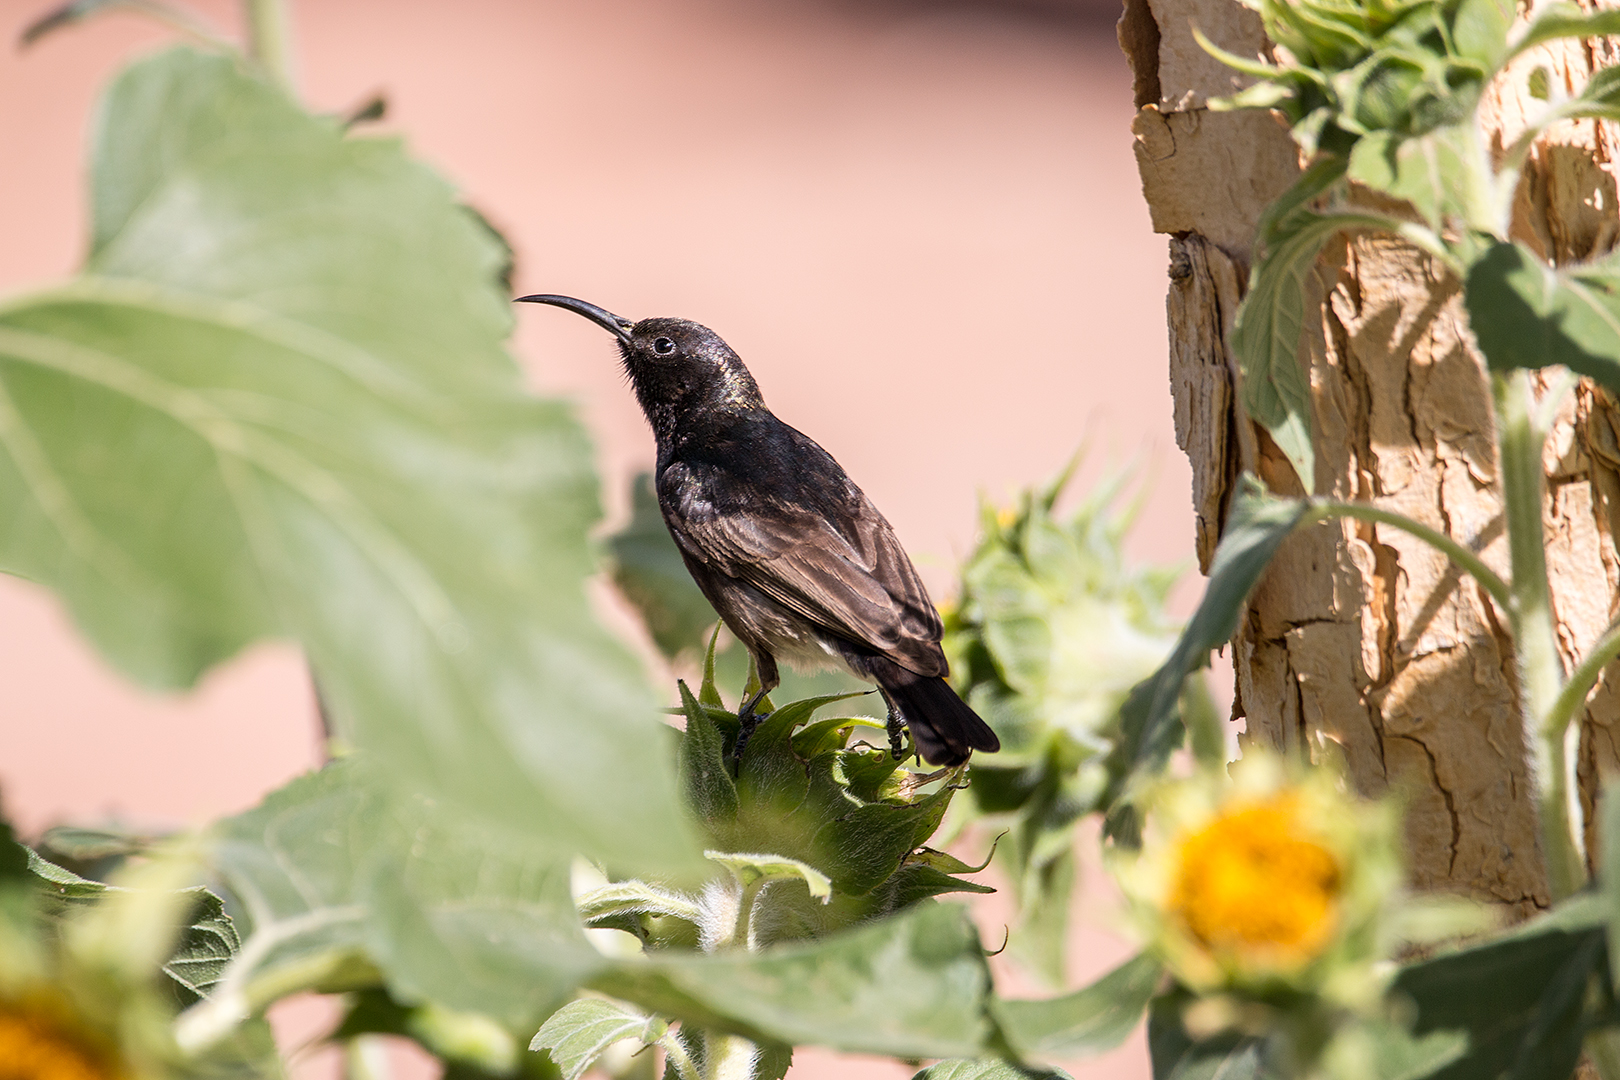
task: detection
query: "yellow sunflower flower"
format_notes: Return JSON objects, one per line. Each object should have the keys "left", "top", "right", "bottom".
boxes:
{"left": 1117, "top": 751, "right": 1402, "bottom": 1001}
{"left": 1168, "top": 790, "right": 1342, "bottom": 968}
{"left": 0, "top": 995, "right": 125, "bottom": 1080}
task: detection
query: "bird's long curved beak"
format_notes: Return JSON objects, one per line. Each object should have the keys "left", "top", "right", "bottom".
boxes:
{"left": 515, "top": 294, "right": 634, "bottom": 346}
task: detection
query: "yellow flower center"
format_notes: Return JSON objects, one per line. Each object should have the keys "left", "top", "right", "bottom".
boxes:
{"left": 1168, "top": 793, "right": 1342, "bottom": 968}
{"left": 0, "top": 1003, "right": 121, "bottom": 1080}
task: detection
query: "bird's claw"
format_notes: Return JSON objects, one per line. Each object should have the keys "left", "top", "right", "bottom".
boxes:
{"left": 732, "top": 691, "right": 772, "bottom": 764}
{"left": 885, "top": 702, "right": 907, "bottom": 762}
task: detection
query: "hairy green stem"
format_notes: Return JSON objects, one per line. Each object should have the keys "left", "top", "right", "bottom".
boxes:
{"left": 1309, "top": 501, "right": 1512, "bottom": 611}
{"left": 1496, "top": 370, "right": 1584, "bottom": 900}
{"left": 732, "top": 877, "right": 767, "bottom": 951}
{"left": 1463, "top": 114, "right": 1514, "bottom": 238}
{"left": 703, "top": 1033, "right": 761, "bottom": 1080}
{"left": 242, "top": 0, "right": 296, "bottom": 90}
{"left": 1546, "top": 620, "right": 1620, "bottom": 745}
{"left": 660, "top": 1032, "right": 702, "bottom": 1080}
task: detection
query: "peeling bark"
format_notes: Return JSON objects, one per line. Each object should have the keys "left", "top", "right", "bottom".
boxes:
{"left": 1123, "top": 0, "right": 1620, "bottom": 911}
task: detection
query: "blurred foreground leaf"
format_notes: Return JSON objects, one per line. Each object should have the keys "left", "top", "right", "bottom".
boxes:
{"left": 0, "top": 47, "right": 695, "bottom": 874}
{"left": 1146, "top": 993, "right": 1264, "bottom": 1080}
{"left": 1347, "top": 127, "right": 1473, "bottom": 230}
{"left": 994, "top": 952, "right": 1162, "bottom": 1058}
{"left": 333, "top": 989, "right": 522, "bottom": 1074}
{"left": 592, "top": 901, "right": 993, "bottom": 1060}
{"left": 1390, "top": 908, "right": 1609, "bottom": 1080}
{"left": 189, "top": 759, "right": 599, "bottom": 1044}
{"left": 205, "top": 699, "right": 999, "bottom": 1062}
{"left": 1, "top": 812, "right": 285, "bottom": 1080}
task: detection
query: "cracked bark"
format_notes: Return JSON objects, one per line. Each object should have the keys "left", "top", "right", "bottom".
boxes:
{"left": 1122, "top": 0, "right": 1620, "bottom": 913}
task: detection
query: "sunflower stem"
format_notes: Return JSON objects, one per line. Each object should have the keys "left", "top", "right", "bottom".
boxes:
{"left": 242, "top": 0, "right": 296, "bottom": 91}
{"left": 660, "top": 1031, "right": 702, "bottom": 1080}
{"left": 1495, "top": 371, "right": 1583, "bottom": 900}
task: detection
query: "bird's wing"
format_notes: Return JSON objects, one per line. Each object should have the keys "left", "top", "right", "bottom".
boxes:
{"left": 660, "top": 461, "right": 946, "bottom": 676}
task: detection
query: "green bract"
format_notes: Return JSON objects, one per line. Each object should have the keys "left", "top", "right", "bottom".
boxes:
{"left": 577, "top": 643, "right": 995, "bottom": 948}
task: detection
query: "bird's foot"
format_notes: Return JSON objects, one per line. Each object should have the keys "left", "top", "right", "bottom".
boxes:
{"left": 732, "top": 689, "right": 772, "bottom": 764}
{"left": 884, "top": 699, "right": 907, "bottom": 762}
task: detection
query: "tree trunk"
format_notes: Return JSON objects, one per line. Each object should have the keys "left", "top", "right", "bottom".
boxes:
{"left": 1121, "top": 0, "right": 1620, "bottom": 913}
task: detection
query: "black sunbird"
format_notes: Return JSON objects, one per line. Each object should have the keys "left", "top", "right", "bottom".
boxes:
{"left": 518, "top": 294, "right": 1000, "bottom": 767}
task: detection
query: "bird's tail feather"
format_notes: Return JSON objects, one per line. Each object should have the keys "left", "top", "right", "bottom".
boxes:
{"left": 867, "top": 655, "right": 1000, "bottom": 767}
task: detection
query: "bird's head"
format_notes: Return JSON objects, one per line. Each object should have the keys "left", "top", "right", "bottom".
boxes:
{"left": 517, "top": 294, "right": 764, "bottom": 440}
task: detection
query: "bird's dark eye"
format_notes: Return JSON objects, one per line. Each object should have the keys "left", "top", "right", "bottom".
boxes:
{"left": 652, "top": 336, "right": 676, "bottom": 356}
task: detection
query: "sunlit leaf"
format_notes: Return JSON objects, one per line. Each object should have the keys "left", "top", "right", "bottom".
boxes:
{"left": 1255, "top": 155, "right": 1348, "bottom": 252}
{"left": 1233, "top": 211, "right": 1350, "bottom": 491}
{"left": 1233, "top": 201, "right": 1425, "bottom": 492}
{"left": 1347, "top": 125, "right": 1476, "bottom": 228}
{"left": 530, "top": 997, "right": 666, "bottom": 1080}
{"left": 1564, "top": 66, "right": 1620, "bottom": 122}
{"left": 1450, "top": 0, "right": 1515, "bottom": 66}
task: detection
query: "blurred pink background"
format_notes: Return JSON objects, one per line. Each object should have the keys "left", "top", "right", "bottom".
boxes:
{"left": 0, "top": 0, "right": 1187, "bottom": 1076}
